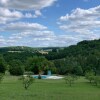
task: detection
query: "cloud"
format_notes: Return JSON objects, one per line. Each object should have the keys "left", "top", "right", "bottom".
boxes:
{"left": 0, "top": 21, "right": 81, "bottom": 47}
{"left": 0, "top": 7, "right": 23, "bottom": 24}
{"left": 0, "top": 35, "right": 7, "bottom": 46}
{"left": 2, "top": 22, "right": 47, "bottom": 32}
{"left": 0, "top": 0, "right": 57, "bottom": 23}
{"left": 59, "top": 5, "right": 100, "bottom": 40}
{"left": 0, "top": 22, "right": 56, "bottom": 47}
{"left": 0, "top": 0, "right": 57, "bottom": 10}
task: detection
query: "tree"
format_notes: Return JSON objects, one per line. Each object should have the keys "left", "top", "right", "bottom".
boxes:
{"left": 0, "top": 73, "right": 4, "bottom": 83}
{"left": 85, "top": 71, "right": 95, "bottom": 83}
{"left": 26, "top": 56, "right": 56, "bottom": 74}
{"left": 0, "top": 55, "right": 6, "bottom": 73}
{"left": 21, "top": 75, "right": 35, "bottom": 90}
{"left": 64, "top": 74, "right": 77, "bottom": 86}
{"left": 93, "top": 76, "right": 100, "bottom": 86}
{"left": 9, "top": 60, "right": 24, "bottom": 76}
{"left": 72, "top": 66, "right": 83, "bottom": 76}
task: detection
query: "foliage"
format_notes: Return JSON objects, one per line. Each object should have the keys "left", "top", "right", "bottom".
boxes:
{"left": 85, "top": 71, "right": 100, "bottom": 87}
{"left": 85, "top": 71, "right": 95, "bottom": 83}
{"left": 64, "top": 74, "right": 77, "bottom": 86}
{"left": 0, "top": 39, "right": 100, "bottom": 75}
{"left": 93, "top": 76, "right": 100, "bottom": 86}
{"left": 9, "top": 60, "right": 24, "bottom": 76}
{"left": 26, "top": 56, "right": 56, "bottom": 74}
{"left": 38, "top": 74, "right": 42, "bottom": 79}
{"left": 0, "top": 55, "right": 6, "bottom": 73}
{"left": 51, "top": 39, "right": 100, "bottom": 75}
{"left": 54, "top": 57, "right": 83, "bottom": 75}
{"left": 21, "top": 75, "right": 35, "bottom": 90}
{"left": 0, "top": 73, "right": 4, "bottom": 83}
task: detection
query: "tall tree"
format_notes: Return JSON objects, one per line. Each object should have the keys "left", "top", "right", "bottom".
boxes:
{"left": 0, "top": 55, "right": 6, "bottom": 73}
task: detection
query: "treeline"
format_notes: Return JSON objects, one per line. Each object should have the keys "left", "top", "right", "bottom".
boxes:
{"left": 0, "top": 46, "right": 38, "bottom": 52}
{"left": 0, "top": 39, "right": 100, "bottom": 76}
{"left": 45, "top": 39, "right": 100, "bottom": 75}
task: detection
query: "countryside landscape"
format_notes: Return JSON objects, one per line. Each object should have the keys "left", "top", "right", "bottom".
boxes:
{"left": 0, "top": 0, "right": 100, "bottom": 100}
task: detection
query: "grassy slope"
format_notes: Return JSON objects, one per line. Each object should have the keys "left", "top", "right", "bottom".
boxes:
{"left": 0, "top": 76, "right": 100, "bottom": 100}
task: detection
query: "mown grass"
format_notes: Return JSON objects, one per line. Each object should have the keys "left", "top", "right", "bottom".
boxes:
{"left": 0, "top": 76, "right": 100, "bottom": 100}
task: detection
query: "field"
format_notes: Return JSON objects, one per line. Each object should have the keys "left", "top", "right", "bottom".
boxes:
{"left": 0, "top": 76, "right": 100, "bottom": 100}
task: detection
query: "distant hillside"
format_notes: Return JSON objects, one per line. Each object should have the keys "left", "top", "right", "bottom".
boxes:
{"left": 45, "top": 39, "right": 100, "bottom": 60}
{"left": 0, "top": 39, "right": 100, "bottom": 57}
{"left": 0, "top": 46, "right": 38, "bottom": 53}
{"left": 0, "top": 39, "right": 100, "bottom": 75}
{"left": 0, "top": 46, "right": 61, "bottom": 53}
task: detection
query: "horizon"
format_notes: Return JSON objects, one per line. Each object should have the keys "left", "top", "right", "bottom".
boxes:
{"left": 0, "top": 0, "right": 100, "bottom": 47}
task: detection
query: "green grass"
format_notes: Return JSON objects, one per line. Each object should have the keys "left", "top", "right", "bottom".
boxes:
{"left": 0, "top": 76, "right": 100, "bottom": 100}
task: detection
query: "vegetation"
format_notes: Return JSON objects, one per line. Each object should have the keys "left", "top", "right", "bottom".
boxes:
{"left": 0, "top": 73, "right": 4, "bottom": 83}
{"left": 0, "top": 76, "right": 100, "bottom": 100}
{"left": 85, "top": 71, "right": 100, "bottom": 87}
{"left": 9, "top": 60, "right": 24, "bottom": 75}
{"left": 20, "top": 75, "right": 35, "bottom": 90}
{"left": 25, "top": 56, "right": 56, "bottom": 74}
{"left": 0, "top": 39, "right": 99, "bottom": 76}
{"left": 0, "top": 55, "right": 6, "bottom": 73}
{"left": 64, "top": 74, "right": 77, "bottom": 86}
{"left": 46, "top": 39, "right": 100, "bottom": 75}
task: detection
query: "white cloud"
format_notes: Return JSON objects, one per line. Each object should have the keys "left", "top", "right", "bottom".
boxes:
{"left": 0, "top": 22, "right": 57, "bottom": 47}
{"left": 0, "top": 0, "right": 57, "bottom": 10}
{"left": 2, "top": 22, "right": 47, "bottom": 32}
{"left": 0, "top": 0, "right": 57, "bottom": 23}
{"left": 0, "top": 22, "right": 81, "bottom": 47}
{"left": 0, "top": 7, "right": 23, "bottom": 24}
{"left": 0, "top": 35, "right": 6, "bottom": 46}
{"left": 59, "top": 5, "right": 100, "bottom": 40}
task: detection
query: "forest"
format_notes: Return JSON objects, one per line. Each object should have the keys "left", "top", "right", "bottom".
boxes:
{"left": 0, "top": 39, "right": 100, "bottom": 76}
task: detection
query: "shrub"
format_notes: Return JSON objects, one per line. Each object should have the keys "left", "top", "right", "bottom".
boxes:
{"left": 85, "top": 71, "right": 95, "bottom": 83}
{"left": 93, "top": 76, "right": 100, "bottom": 86}
{"left": 64, "top": 74, "right": 77, "bottom": 86}
{"left": 21, "top": 75, "right": 35, "bottom": 90}
{"left": 0, "top": 73, "right": 4, "bottom": 83}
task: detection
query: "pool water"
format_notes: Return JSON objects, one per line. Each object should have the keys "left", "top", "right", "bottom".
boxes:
{"left": 33, "top": 75, "right": 48, "bottom": 79}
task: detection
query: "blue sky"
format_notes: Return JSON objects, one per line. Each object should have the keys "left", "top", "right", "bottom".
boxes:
{"left": 0, "top": 0, "right": 100, "bottom": 47}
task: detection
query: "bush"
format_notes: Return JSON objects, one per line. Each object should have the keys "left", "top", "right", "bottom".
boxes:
{"left": 93, "top": 76, "right": 100, "bottom": 86}
{"left": 64, "top": 74, "right": 77, "bottom": 86}
{"left": 0, "top": 73, "right": 4, "bottom": 83}
{"left": 21, "top": 75, "right": 35, "bottom": 90}
{"left": 85, "top": 71, "right": 95, "bottom": 83}
{"left": 38, "top": 74, "right": 41, "bottom": 79}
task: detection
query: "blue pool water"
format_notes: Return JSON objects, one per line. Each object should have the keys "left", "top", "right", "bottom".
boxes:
{"left": 33, "top": 75, "right": 48, "bottom": 79}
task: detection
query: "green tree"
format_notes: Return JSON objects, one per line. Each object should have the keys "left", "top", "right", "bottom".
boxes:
{"left": 9, "top": 60, "right": 24, "bottom": 76}
{"left": 21, "top": 75, "right": 35, "bottom": 90}
{"left": 93, "top": 76, "right": 100, "bottom": 86}
{"left": 64, "top": 74, "right": 77, "bottom": 86}
{"left": 85, "top": 71, "right": 95, "bottom": 83}
{"left": 0, "top": 55, "right": 6, "bottom": 73}
{"left": 26, "top": 56, "right": 56, "bottom": 74}
{"left": 0, "top": 73, "right": 4, "bottom": 83}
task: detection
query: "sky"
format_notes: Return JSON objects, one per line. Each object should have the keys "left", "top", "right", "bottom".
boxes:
{"left": 0, "top": 0, "right": 100, "bottom": 47}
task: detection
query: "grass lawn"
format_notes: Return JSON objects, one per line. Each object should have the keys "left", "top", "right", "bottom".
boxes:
{"left": 0, "top": 76, "right": 100, "bottom": 100}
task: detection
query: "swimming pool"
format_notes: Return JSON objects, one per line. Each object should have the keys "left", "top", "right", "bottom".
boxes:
{"left": 32, "top": 75, "right": 63, "bottom": 79}
{"left": 33, "top": 75, "right": 49, "bottom": 79}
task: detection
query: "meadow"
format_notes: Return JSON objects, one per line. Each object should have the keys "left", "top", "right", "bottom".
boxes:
{"left": 0, "top": 76, "right": 100, "bottom": 100}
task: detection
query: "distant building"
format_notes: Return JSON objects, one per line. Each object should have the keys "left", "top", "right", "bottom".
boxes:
{"left": 38, "top": 50, "right": 48, "bottom": 54}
